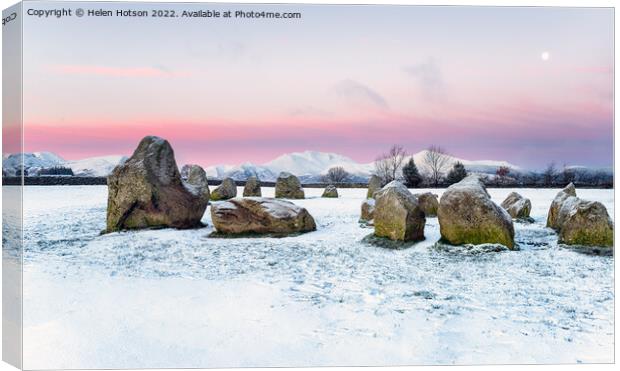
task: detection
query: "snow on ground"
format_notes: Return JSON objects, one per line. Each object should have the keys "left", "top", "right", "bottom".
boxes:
{"left": 18, "top": 186, "right": 614, "bottom": 368}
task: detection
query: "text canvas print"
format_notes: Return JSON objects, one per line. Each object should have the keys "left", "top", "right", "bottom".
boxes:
{"left": 1, "top": 1, "right": 614, "bottom": 369}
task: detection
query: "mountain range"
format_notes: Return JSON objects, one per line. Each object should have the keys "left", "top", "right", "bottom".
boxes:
{"left": 204, "top": 150, "right": 522, "bottom": 183}
{"left": 2, "top": 152, "right": 127, "bottom": 177}
{"left": 3, "top": 150, "right": 524, "bottom": 182}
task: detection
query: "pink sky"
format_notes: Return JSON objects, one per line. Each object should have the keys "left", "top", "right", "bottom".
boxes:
{"left": 18, "top": 4, "right": 613, "bottom": 169}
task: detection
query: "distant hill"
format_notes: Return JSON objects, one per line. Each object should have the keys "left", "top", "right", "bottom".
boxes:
{"left": 2, "top": 153, "right": 126, "bottom": 177}
{"left": 3, "top": 150, "right": 611, "bottom": 184}
{"left": 204, "top": 150, "right": 521, "bottom": 183}
{"left": 3, "top": 152, "right": 66, "bottom": 176}
{"left": 66, "top": 155, "right": 128, "bottom": 177}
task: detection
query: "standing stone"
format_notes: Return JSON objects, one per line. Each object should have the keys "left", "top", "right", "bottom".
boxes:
{"left": 415, "top": 192, "right": 439, "bottom": 217}
{"left": 275, "top": 172, "right": 305, "bottom": 199}
{"left": 367, "top": 175, "right": 382, "bottom": 199}
{"left": 181, "top": 164, "right": 210, "bottom": 203}
{"left": 546, "top": 183, "right": 577, "bottom": 230}
{"left": 322, "top": 185, "right": 338, "bottom": 198}
{"left": 558, "top": 199, "right": 613, "bottom": 247}
{"left": 500, "top": 192, "right": 532, "bottom": 219}
{"left": 211, "top": 197, "right": 316, "bottom": 235}
{"left": 373, "top": 181, "right": 425, "bottom": 242}
{"left": 360, "top": 198, "right": 376, "bottom": 222}
{"left": 105, "top": 136, "right": 208, "bottom": 233}
{"left": 211, "top": 177, "right": 237, "bottom": 201}
{"left": 437, "top": 175, "right": 515, "bottom": 249}
{"left": 243, "top": 175, "right": 262, "bottom": 197}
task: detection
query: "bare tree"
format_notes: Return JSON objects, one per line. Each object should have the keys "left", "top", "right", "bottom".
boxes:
{"left": 322, "top": 166, "right": 350, "bottom": 183}
{"left": 542, "top": 162, "right": 557, "bottom": 186}
{"left": 374, "top": 145, "right": 408, "bottom": 184}
{"left": 423, "top": 145, "right": 450, "bottom": 187}
{"left": 495, "top": 166, "right": 511, "bottom": 186}
{"left": 521, "top": 171, "right": 539, "bottom": 186}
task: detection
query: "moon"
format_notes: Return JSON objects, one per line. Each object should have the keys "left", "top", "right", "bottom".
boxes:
{"left": 541, "top": 51, "right": 551, "bottom": 61}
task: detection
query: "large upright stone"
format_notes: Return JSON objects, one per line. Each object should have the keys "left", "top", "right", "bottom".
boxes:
{"left": 181, "top": 164, "right": 210, "bottom": 203}
{"left": 558, "top": 199, "right": 613, "bottom": 247}
{"left": 211, "top": 197, "right": 316, "bottom": 235}
{"left": 500, "top": 192, "right": 531, "bottom": 219}
{"left": 106, "top": 136, "right": 208, "bottom": 233}
{"left": 373, "top": 181, "right": 425, "bottom": 242}
{"left": 546, "top": 183, "right": 577, "bottom": 230}
{"left": 322, "top": 185, "right": 338, "bottom": 198}
{"left": 438, "top": 175, "right": 515, "bottom": 249}
{"left": 275, "top": 172, "right": 305, "bottom": 199}
{"left": 367, "top": 175, "right": 382, "bottom": 199}
{"left": 544, "top": 183, "right": 613, "bottom": 248}
{"left": 360, "top": 198, "right": 376, "bottom": 222}
{"left": 243, "top": 176, "right": 262, "bottom": 197}
{"left": 211, "top": 177, "right": 237, "bottom": 201}
{"left": 415, "top": 192, "right": 439, "bottom": 217}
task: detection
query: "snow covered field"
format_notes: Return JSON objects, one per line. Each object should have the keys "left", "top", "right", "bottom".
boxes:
{"left": 18, "top": 186, "right": 614, "bottom": 368}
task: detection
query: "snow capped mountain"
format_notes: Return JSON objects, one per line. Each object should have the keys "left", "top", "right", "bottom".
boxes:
{"left": 1, "top": 149, "right": 542, "bottom": 182}
{"left": 265, "top": 151, "right": 373, "bottom": 177}
{"left": 2, "top": 152, "right": 126, "bottom": 177}
{"left": 411, "top": 150, "right": 520, "bottom": 175}
{"left": 3, "top": 152, "right": 65, "bottom": 168}
{"left": 205, "top": 151, "right": 374, "bottom": 183}
{"left": 204, "top": 150, "right": 520, "bottom": 183}
{"left": 2, "top": 152, "right": 66, "bottom": 176}
{"left": 66, "top": 155, "right": 128, "bottom": 177}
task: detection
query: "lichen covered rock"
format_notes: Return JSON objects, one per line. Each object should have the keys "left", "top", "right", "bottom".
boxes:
{"left": 181, "top": 164, "right": 210, "bottom": 203}
{"left": 544, "top": 183, "right": 614, "bottom": 248}
{"left": 501, "top": 192, "right": 532, "bottom": 219}
{"left": 106, "top": 136, "right": 208, "bottom": 233}
{"left": 415, "top": 192, "right": 439, "bottom": 217}
{"left": 211, "top": 177, "right": 237, "bottom": 201}
{"left": 557, "top": 199, "right": 613, "bottom": 247}
{"left": 373, "top": 181, "right": 425, "bottom": 242}
{"left": 210, "top": 197, "right": 316, "bottom": 236}
{"left": 438, "top": 175, "right": 515, "bottom": 249}
{"left": 360, "top": 198, "right": 375, "bottom": 222}
{"left": 546, "top": 183, "right": 576, "bottom": 230}
{"left": 275, "top": 172, "right": 305, "bottom": 199}
{"left": 243, "top": 176, "right": 262, "bottom": 197}
{"left": 367, "top": 175, "right": 382, "bottom": 199}
{"left": 322, "top": 185, "right": 338, "bottom": 198}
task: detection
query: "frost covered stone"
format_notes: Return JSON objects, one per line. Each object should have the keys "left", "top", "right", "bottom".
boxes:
{"left": 415, "top": 192, "right": 439, "bottom": 217}
{"left": 500, "top": 192, "right": 531, "bottom": 219}
{"left": 367, "top": 175, "right": 382, "bottom": 199}
{"left": 546, "top": 183, "right": 577, "bottom": 230}
{"left": 105, "top": 136, "right": 208, "bottom": 233}
{"left": 322, "top": 185, "right": 338, "bottom": 198}
{"left": 557, "top": 199, "right": 613, "bottom": 247}
{"left": 438, "top": 175, "right": 515, "bottom": 249}
{"left": 373, "top": 181, "right": 425, "bottom": 242}
{"left": 181, "top": 164, "right": 210, "bottom": 203}
{"left": 546, "top": 183, "right": 613, "bottom": 247}
{"left": 211, "top": 177, "right": 237, "bottom": 201}
{"left": 360, "top": 198, "right": 375, "bottom": 222}
{"left": 210, "top": 197, "right": 316, "bottom": 235}
{"left": 243, "top": 175, "right": 262, "bottom": 197}
{"left": 275, "top": 172, "right": 305, "bottom": 199}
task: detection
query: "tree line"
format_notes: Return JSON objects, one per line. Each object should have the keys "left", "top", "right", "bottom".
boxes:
{"left": 321, "top": 145, "right": 612, "bottom": 188}
{"left": 373, "top": 145, "right": 468, "bottom": 187}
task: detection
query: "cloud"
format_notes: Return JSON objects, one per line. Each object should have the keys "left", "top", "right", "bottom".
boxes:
{"left": 404, "top": 58, "right": 446, "bottom": 101}
{"left": 50, "top": 64, "right": 190, "bottom": 78}
{"left": 333, "top": 79, "right": 389, "bottom": 109}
